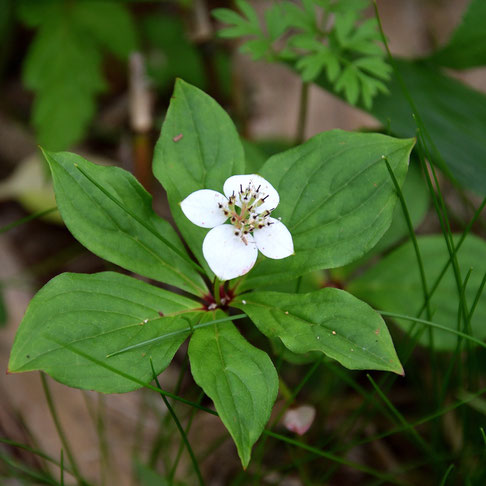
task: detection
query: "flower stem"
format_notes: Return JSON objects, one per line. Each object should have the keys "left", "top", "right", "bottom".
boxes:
{"left": 213, "top": 277, "right": 221, "bottom": 305}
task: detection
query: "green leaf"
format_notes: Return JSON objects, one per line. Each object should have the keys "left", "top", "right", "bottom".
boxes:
{"left": 18, "top": 0, "right": 136, "bottom": 150}
{"left": 22, "top": 15, "right": 104, "bottom": 150}
{"left": 368, "top": 60, "right": 486, "bottom": 195}
{"left": 373, "top": 161, "right": 429, "bottom": 253}
{"left": 212, "top": 1, "right": 261, "bottom": 37}
{"left": 241, "top": 38, "right": 272, "bottom": 61}
{"left": 44, "top": 150, "right": 206, "bottom": 296}
{"left": 144, "top": 14, "right": 206, "bottom": 92}
{"left": 240, "top": 130, "right": 414, "bottom": 290}
{"left": 353, "top": 56, "right": 391, "bottom": 80}
{"left": 264, "top": 4, "right": 287, "bottom": 40}
{"left": 8, "top": 272, "right": 200, "bottom": 393}
{"left": 235, "top": 0, "right": 260, "bottom": 29}
{"left": 72, "top": 0, "right": 138, "bottom": 59}
{"left": 188, "top": 312, "right": 278, "bottom": 468}
{"left": 348, "top": 234, "right": 486, "bottom": 350}
{"left": 331, "top": 161, "right": 429, "bottom": 281}
{"left": 280, "top": 2, "right": 315, "bottom": 31}
{"left": 233, "top": 288, "right": 403, "bottom": 374}
{"left": 153, "top": 80, "right": 245, "bottom": 275}
{"left": 335, "top": 65, "right": 360, "bottom": 105}
{"left": 430, "top": 0, "right": 486, "bottom": 69}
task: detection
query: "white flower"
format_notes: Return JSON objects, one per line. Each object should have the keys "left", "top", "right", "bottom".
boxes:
{"left": 180, "top": 174, "right": 294, "bottom": 281}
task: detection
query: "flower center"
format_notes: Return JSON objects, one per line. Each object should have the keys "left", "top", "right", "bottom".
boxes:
{"left": 218, "top": 182, "right": 274, "bottom": 244}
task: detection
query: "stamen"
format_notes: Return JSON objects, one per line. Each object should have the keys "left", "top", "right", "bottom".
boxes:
{"left": 256, "top": 185, "right": 261, "bottom": 193}
{"left": 217, "top": 203, "right": 223, "bottom": 208}
{"left": 261, "top": 195, "right": 269, "bottom": 202}
{"left": 240, "top": 184, "right": 243, "bottom": 193}
{"left": 234, "top": 231, "right": 240, "bottom": 236}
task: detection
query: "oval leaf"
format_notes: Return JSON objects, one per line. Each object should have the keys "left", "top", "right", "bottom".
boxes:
{"left": 233, "top": 288, "right": 403, "bottom": 375}
{"left": 241, "top": 130, "right": 414, "bottom": 289}
{"left": 44, "top": 150, "right": 206, "bottom": 296}
{"left": 9, "top": 272, "right": 201, "bottom": 393}
{"left": 153, "top": 79, "right": 245, "bottom": 273}
{"left": 188, "top": 312, "right": 278, "bottom": 468}
{"left": 349, "top": 234, "right": 486, "bottom": 350}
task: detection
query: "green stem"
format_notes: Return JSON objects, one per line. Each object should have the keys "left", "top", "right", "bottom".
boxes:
{"left": 40, "top": 373, "right": 85, "bottom": 485}
{"left": 383, "top": 157, "right": 431, "bottom": 320}
{"left": 0, "top": 207, "right": 58, "bottom": 234}
{"left": 150, "top": 359, "right": 205, "bottom": 486}
{"left": 169, "top": 392, "right": 204, "bottom": 482}
{"left": 213, "top": 277, "right": 221, "bottom": 305}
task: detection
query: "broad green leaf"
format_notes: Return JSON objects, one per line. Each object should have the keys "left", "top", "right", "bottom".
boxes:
{"left": 348, "top": 234, "right": 486, "bottom": 350}
{"left": 373, "top": 161, "right": 429, "bottom": 253}
{"left": 8, "top": 272, "right": 200, "bottom": 393}
{"left": 430, "top": 0, "right": 486, "bottom": 69}
{"left": 313, "top": 59, "right": 486, "bottom": 194}
{"left": 241, "top": 130, "right": 414, "bottom": 290}
{"left": 153, "top": 80, "right": 245, "bottom": 274}
{"left": 331, "top": 160, "right": 430, "bottom": 281}
{"left": 44, "top": 150, "right": 206, "bottom": 296}
{"left": 188, "top": 311, "right": 278, "bottom": 468}
{"left": 363, "top": 60, "right": 486, "bottom": 195}
{"left": 233, "top": 288, "right": 403, "bottom": 374}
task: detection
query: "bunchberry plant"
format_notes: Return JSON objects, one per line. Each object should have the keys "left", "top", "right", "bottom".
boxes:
{"left": 9, "top": 80, "right": 414, "bottom": 467}
{"left": 213, "top": 0, "right": 391, "bottom": 107}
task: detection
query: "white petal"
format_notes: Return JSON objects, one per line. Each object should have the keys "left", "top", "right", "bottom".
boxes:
{"left": 180, "top": 190, "right": 228, "bottom": 228}
{"left": 283, "top": 405, "right": 316, "bottom": 436}
{"left": 202, "top": 225, "right": 258, "bottom": 281}
{"left": 223, "top": 174, "right": 279, "bottom": 214}
{"left": 254, "top": 217, "right": 294, "bottom": 259}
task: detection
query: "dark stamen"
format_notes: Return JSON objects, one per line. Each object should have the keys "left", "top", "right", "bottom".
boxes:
{"left": 261, "top": 195, "right": 269, "bottom": 202}
{"left": 240, "top": 184, "right": 243, "bottom": 193}
{"left": 256, "top": 185, "right": 261, "bottom": 193}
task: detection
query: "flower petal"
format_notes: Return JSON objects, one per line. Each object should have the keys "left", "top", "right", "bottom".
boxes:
{"left": 283, "top": 405, "right": 316, "bottom": 436}
{"left": 253, "top": 218, "right": 294, "bottom": 259}
{"left": 223, "top": 174, "right": 279, "bottom": 214}
{"left": 180, "top": 189, "right": 228, "bottom": 228}
{"left": 202, "top": 225, "right": 258, "bottom": 281}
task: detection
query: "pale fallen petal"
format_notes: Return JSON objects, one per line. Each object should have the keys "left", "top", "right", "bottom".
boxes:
{"left": 223, "top": 174, "right": 279, "bottom": 214}
{"left": 180, "top": 189, "right": 228, "bottom": 228}
{"left": 283, "top": 405, "right": 316, "bottom": 436}
{"left": 254, "top": 218, "right": 294, "bottom": 259}
{"left": 202, "top": 224, "right": 258, "bottom": 281}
